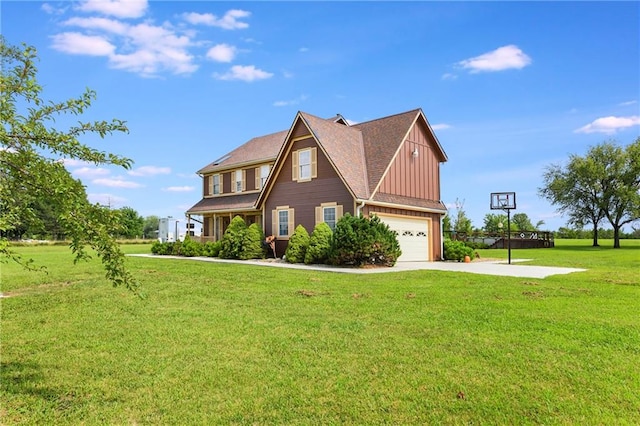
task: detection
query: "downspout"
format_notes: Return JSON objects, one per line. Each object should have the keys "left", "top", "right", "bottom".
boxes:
{"left": 440, "top": 214, "right": 444, "bottom": 261}
{"left": 356, "top": 200, "right": 366, "bottom": 217}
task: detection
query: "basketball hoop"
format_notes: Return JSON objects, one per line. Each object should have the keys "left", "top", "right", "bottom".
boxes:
{"left": 490, "top": 192, "right": 516, "bottom": 264}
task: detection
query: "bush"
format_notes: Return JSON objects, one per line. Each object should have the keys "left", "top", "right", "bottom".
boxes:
{"left": 219, "top": 216, "right": 248, "bottom": 259}
{"left": 443, "top": 239, "right": 475, "bottom": 262}
{"left": 151, "top": 241, "right": 174, "bottom": 255}
{"left": 328, "top": 214, "right": 401, "bottom": 267}
{"left": 304, "top": 222, "right": 332, "bottom": 264}
{"left": 285, "top": 224, "right": 310, "bottom": 263}
{"left": 180, "top": 236, "right": 203, "bottom": 257}
{"left": 171, "top": 240, "right": 182, "bottom": 256}
{"left": 240, "top": 223, "right": 266, "bottom": 260}
{"left": 203, "top": 241, "right": 222, "bottom": 257}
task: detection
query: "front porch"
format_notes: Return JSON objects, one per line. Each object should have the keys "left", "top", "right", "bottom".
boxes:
{"left": 192, "top": 211, "right": 262, "bottom": 243}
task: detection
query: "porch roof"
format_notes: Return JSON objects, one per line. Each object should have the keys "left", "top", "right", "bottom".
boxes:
{"left": 186, "top": 193, "right": 259, "bottom": 215}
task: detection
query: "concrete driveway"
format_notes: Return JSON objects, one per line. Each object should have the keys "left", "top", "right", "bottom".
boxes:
{"left": 131, "top": 254, "right": 586, "bottom": 279}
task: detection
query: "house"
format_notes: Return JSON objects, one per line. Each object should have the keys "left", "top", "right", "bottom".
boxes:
{"left": 186, "top": 108, "right": 448, "bottom": 261}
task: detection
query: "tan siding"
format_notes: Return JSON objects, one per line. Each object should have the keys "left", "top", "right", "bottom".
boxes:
{"left": 264, "top": 137, "right": 354, "bottom": 249}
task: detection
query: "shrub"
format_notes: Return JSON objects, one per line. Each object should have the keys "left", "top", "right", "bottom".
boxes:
{"left": 219, "top": 216, "right": 248, "bottom": 259}
{"left": 180, "top": 236, "right": 203, "bottom": 257}
{"left": 285, "top": 224, "right": 310, "bottom": 263}
{"left": 329, "top": 214, "right": 401, "bottom": 267}
{"left": 443, "top": 239, "right": 475, "bottom": 262}
{"left": 304, "top": 222, "right": 332, "bottom": 264}
{"left": 240, "top": 223, "right": 266, "bottom": 260}
{"left": 203, "top": 241, "right": 222, "bottom": 257}
{"left": 171, "top": 240, "right": 182, "bottom": 256}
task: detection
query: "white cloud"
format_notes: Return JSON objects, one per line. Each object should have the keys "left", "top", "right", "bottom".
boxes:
{"left": 93, "top": 177, "right": 144, "bottom": 188}
{"left": 60, "top": 158, "right": 91, "bottom": 167}
{"left": 63, "top": 16, "right": 129, "bottom": 34}
{"left": 128, "top": 166, "right": 171, "bottom": 176}
{"left": 182, "top": 9, "right": 250, "bottom": 30}
{"left": 72, "top": 167, "right": 111, "bottom": 178}
{"left": 76, "top": 0, "right": 148, "bottom": 19}
{"left": 214, "top": 65, "right": 273, "bottom": 82}
{"left": 163, "top": 186, "right": 195, "bottom": 192}
{"left": 206, "top": 44, "right": 237, "bottom": 63}
{"left": 431, "top": 123, "right": 452, "bottom": 131}
{"left": 619, "top": 100, "right": 637, "bottom": 106}
{"left": 299, "top": 47, "right": 309, "bottom": 53}
{"left": 51, "top": 32, "right": 115, "bottom": 56}
{"left": 441, "top": 73, "right": 457, "bottom": 81}
{"left": 574, "top": 116, "right": 640, "bottom": 134}
{"left": 273, "top": 94, "right": 308, "bottom": 107}
{"left": 88, "top": 193, "right": 128, "bottom": 206}
{"left": 458, "top": 45, "right": 532, "bottom": 73}
{"left": 42, "top": 3, "right": 66, "bottom": 15}
{"left": 54, "top": 18, "right": 198, "bottom": 76}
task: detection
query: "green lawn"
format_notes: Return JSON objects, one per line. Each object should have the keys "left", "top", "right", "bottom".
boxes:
{"left": 2, "top": 240, "right": 639, "bottom": 424}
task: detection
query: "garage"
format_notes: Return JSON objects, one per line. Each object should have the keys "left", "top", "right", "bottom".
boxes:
{"left": 377, "top": 215, "right": 431, "bottom": 262}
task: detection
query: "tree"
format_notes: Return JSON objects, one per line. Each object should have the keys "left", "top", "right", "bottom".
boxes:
{"left": 483, "top": 213, "right": 508, "bottom": 233}
{"left": 219, "top": 216, "right": 247, "bottom": 259}
{"left": 143, "top": 215, "right": 160, "bottom": 239}
{"left": 539, "top": 139, "right": 640, "bottom": 248}
{"left": 285, "top": 224, "right": 309, "bottom": 263}
{"left": 592, "top": 139, "right": 640, "bottom": 248}
{"left": 452, "top": 198, "right": 473, "bottom": 235}
{"left": 116, "top": 207, "right": 144, "bottom": 239}
{"left": 1, "top": 38, "right": 139, "bottom": 294}
{"left": 539, "top": 150, "right": 606, "bottom": 246}
{"left": 304, "top": 222, "right": 333, "bottom": 264}
{"left": 512, "top": 213, "right": 533, "bottom": 231}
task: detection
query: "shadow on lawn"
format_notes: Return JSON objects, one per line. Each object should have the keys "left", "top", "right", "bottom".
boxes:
{"left": 1, "top": 360, "right": 68, "bottom": 405}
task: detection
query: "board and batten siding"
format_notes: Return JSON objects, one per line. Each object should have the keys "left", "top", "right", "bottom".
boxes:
{"left": 377, "top": 121, "right": 441, "bottom": 201}
{"left": 265, "top": 136, "right": 354, "bottom": 257}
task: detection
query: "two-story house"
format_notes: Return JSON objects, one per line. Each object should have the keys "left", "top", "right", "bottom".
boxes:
{"left": 186, "top": 108, "right": 448, "bottom": 261}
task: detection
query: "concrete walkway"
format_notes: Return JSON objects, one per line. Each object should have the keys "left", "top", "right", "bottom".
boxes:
{"left": 129, "top": 254, "right": 586, "bottom": 279}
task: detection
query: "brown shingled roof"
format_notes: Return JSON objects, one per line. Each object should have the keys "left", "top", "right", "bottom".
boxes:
{"left": 353, "top": 109, "right": 422, "bottom": 195}
{"left": 186, "top": 193, "right": 260, "bottom": 214}
{"left": 196, "top": 129, "right": 287, "bottom": 174}
{"left": 299, "top": 112, "right": 370, "bottom": 199}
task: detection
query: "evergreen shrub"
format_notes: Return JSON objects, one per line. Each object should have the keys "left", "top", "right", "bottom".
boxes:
{"left": 285, "top": 224, "right": 310, "bottom": 263}
{"left": 180, "top": 236, "right": 203, "bottom": 257}
{"left": 329, "top": 214, "right": 401, "bottom": 267}
{"left": 304, "top": 222, "right": 332, "bottom": 264}
{"left": 203, "top": 241, "right": 222, "bottom": 257}
{"left": 219, "top": 216, "right": 247, "bottom": 259}
{"left": 241, "top": 223, "right": 266, "bottom": 260}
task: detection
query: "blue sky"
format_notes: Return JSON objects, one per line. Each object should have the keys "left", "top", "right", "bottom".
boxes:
{"left": 3, "top": 0, "right": 639, "bottom": 234}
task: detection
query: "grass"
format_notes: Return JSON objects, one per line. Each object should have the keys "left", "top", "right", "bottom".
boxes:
{"left": 1, "top": 240, "right": 639, "bottom": 424}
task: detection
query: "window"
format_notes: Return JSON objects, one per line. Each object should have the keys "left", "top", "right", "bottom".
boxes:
{"left": 256, "top": 164, "right": 270, "bottom": 189}
{"left": 278, "top": 210, "right": 289, "bottom": 237}
{"left": 272, "top": 206, "right": 295, "bottom": 239}
{"left": 299, "top": 149, "right": 311, "bottom": 180}
{"left": 233, "top": 170, "right": 245, "bottom": 193}
{"left": 292, "top": 147, "right": 317, "bottom": 182}
{"left": 323, "top": 207, "right": 336, "bottom": 231}
{"left": 212, "top": 174, "right": 220, "bottom": 195}
{"left": 315, "top": 202, "right": 343, "bottom": 231}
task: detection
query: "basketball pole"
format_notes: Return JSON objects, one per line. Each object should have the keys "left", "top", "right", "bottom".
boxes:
{"left": 507, "top": 208, "right": 511, "bottom": 264}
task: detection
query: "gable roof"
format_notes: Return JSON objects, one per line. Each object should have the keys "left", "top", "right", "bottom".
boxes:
{"left": 298, "top": 112, "right": 370, "bottom": 199}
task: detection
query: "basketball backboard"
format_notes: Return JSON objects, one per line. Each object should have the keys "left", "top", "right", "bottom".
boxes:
{"left": 490, "top": 192, "right": 516, "bottom": 210}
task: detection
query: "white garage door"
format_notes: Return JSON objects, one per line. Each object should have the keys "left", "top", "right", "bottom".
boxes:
{"left": 378, "top": 215, "right": 430, "bottom": 262}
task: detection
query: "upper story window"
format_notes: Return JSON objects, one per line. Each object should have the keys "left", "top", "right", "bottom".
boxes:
{"left": 256, "top": 164, "right": 270, "bottom": 189}
{"left": 292, "top": 147, "right": 317, "bottom": 182}
{"left": 299, "top": 149, "right": 311, "bottom": 180}
{"left": 232, "top": 169, "right": 245, "bottom": 193}
{"left": 212, "top": 174, "right": 221, "bottom": 195}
